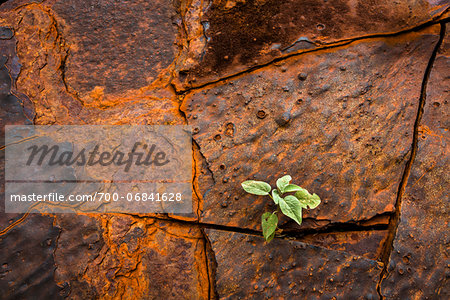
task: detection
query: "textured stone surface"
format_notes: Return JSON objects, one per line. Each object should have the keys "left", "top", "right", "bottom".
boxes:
{"left": 0, "top": 214, "right": 62, "bottom": 299}
{"left": 0, "top": 26, "right": 34, "bottom": 133}
{"left": 206, "top": 229, "right": 383, "bottom": 299}
{"left": 0, "top": 3, "right": 183, "bottom": 125}
{"left": 0, "top": 0, "right": 449, "bottom": 298}
{"left": 50, "top": 0, "right": 180, "bottom": 103}
{"left": 381, "top": 24, "right": 450, "bottom": 299}
{"left": 0, "top": 30, "right": 23, "bottom": 209}
{"left": 0, "top": 3, "right": 205, "bottom": 298}
{"left": 300, "top": 230, "right": 388, "bottom": 260}
{"left": 53, "top": 214, "right": 210, "bottom": 299}
{"left": 183, "top": 27, "right": 440, "bottom": 232}
{"left": 173, "top": 0, "right": 449, "bottom": 89}
{"left": 0, "top": 25, "right": 35, "bottom": 242}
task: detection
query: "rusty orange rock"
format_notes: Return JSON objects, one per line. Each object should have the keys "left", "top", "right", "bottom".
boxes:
{"left": 0, "top": 2, "right": 184, "bottom": 125}
{"left": 183, "top": 26, "right": 441, "bottom": 232}
{"left": 380, "top": 23, "right": 450, "bottom": 299}
{"left": 53, "top": 214, "right": 210, "bottom": 299}
{"left": 0, "top": 0, "right": 449, "bottom": 298}
{"left": 49, "top": 0, "right": 180, "bottom": 103}
{"left": 206, "top": 229, "right": 384, "bottom": 299}
{"left": 173, "top": 0, "right": 449, "bottom": 89}
{"left": 299, "top": 230, "right": 388, "bottom": 260}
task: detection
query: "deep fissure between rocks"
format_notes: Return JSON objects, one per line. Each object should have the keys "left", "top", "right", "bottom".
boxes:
{"left": 376, "top": 21, "right": 447, "bottom": 300}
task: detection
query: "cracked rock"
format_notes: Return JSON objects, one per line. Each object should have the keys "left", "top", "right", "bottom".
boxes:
{"left": 183, "top": 26, "right": 441, "bottom": 235}
{"left": 380, "top": 23, "right": 450, "bottom": 299}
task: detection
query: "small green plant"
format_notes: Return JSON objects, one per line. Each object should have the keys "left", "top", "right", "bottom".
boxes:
{"left": 241, "top": 175, "right": 321, "bottom": 243}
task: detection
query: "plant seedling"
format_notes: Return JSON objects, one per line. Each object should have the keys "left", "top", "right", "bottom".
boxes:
{"left": 241, "top": 175, "right": 321, "bottom": 242}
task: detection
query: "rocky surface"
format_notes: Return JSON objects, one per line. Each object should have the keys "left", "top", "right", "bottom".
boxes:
{"left": 0, "top": 0, "right": 449, "bottom": 299}
{"left": 172, "top": 0, "right": 449, "bottom": 89}
{"left": 0, "top": 26, "right": 34, "bottom": 217}
{"left": 380, "top": 23, "right": 450, "bottom": 299}
{"left": 0, "top": 214, "right": 62, "bottom": 299}
{"left": 299, "top": 230, "right": 388, "bottom": 260}
{"left": 183, "top": 27, "right": 440, "bottom": 232}
{"left": 53, "top": 215, "right": 210, "bottom": 299}
{"left": 50, "top": 0, "right": 180, "bottom": 104}
{"left": 206, "top": 229, "right": 383, "bottom": 299}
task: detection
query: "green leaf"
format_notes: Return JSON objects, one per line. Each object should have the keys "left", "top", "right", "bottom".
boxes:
{"left": 272, "top": 189, "right": 282, "bottom": 205}
{"left": 241, "top": 180, "right": 271, "bottom": 195}
{"left": 279, "top": 195, "right": 303, "bottom": 225}
{"left": 261, "top": 212, "right": 278, "bottom": 241}
{"left": 266, "top": 230, "right": 275, "bottom": 243}
{"left": 294, "top": 188, "right": 321, "bottom": 209}
{"left": 276, "top": 175, "right": 292, "bottom": 193}
{"left": 283, "top": 184, "right": 303, "bottom": 193}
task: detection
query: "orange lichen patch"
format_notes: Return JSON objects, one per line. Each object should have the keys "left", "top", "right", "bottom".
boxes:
{"left": 382, "top": 23, "right": 442, "bottom": 46}
{"left": 383, "top": 203, "right": 395, "bottom": 213}
{"left": 192, "top": 141, "right": 214, "bottom": 216}
{"left": 359, "top": 214, "right": 391, "bottom": 227}
{"left": 0, "top": 3, "right": 80, "bottom": 124}
{"left": 167, "top": 141, "right": 203, "bottom": 222}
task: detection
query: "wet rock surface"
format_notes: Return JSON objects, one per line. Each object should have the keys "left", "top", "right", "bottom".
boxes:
{"left": 0, "top": 0, "right": 449, "bottom": 298}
